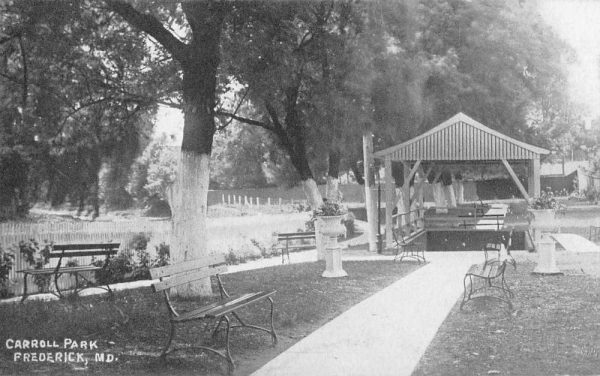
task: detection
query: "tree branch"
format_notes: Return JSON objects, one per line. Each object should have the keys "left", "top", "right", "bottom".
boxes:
{"left": 215, "top": 110, "right": 273, "bottom": 131}
{"left": 106, "top": 0, "right": 188, "bottom": 63}
{"left": 215, "top": 89, "right": 249, "bottom": 129}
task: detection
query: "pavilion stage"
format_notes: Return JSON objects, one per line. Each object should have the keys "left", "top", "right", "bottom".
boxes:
{"left": 423, "top": 202, "right": 533, "bottom": 252}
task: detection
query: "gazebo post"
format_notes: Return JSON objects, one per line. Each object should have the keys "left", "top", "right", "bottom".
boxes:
{"left": 363, "top": 131, "right": 378, "bottom": 252}
{"left": 384, "top": 156, "right": 395, "bottom": 248}
{"left": 402, "top": 161, "right": 411, "bottom": 233}
{"left": 528, "top": 156, "right": 541, "bottom": 198}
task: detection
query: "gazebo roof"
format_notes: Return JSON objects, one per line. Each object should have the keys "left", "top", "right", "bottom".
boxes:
{"left": 373, "top": 112, "right": 549, "bottom": 161}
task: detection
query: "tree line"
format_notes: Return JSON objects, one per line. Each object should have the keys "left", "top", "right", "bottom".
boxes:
{"left": 0, "top": 0, "right": 585, "bottom": 295}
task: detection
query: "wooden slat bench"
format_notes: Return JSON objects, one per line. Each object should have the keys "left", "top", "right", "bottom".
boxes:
{"left": 460, "top": 258, "right": 514, "bottom": 311}
{"left": 149, "top": 254, "right": 277, "bottom": 373}
{"left": 392, "top": 227, "right": 426, "bottom": 263}
{"left": 483, "top": 230, "right": 517, "bottom": 270}
{"left": 16, "top": 242, "right": 119, "bottom": 302}
{"left": 276, "top": 231, "right": 316, "bottom": 264}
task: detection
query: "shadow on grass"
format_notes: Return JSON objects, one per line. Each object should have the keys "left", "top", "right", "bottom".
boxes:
{"left": 413, "top": 260, "right": 600, "bottom": 376}
{"left": 1, "top": 260, "right": 422, "bottom": 376}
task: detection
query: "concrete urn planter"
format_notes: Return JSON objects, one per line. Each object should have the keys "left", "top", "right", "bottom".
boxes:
{"left": 317, "top": 215, "right": 345, "bottom": 237}
{"left": 316, "top": 215, "right": 347, "bottom": 278}
{"left": 528, "top": 209, "right": 555, "bottom": 227}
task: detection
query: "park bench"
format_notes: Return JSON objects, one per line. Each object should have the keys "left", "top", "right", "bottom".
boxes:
{"left": 17, "top": 242, "right": 119, "bottom": 302}
{"left": 460, "top": 256, "right": 514, "bottom": 311}
{"left": 483, "top": 230, "right": 517, "bottom": 270}
{"left": 392, "top": 227, "right": 426, "bottom": 263}
{"left": 275, "top": 231, "right": 316, "bottom": 264}
{"left": 149, "top": 254, "right": 277, "bottom": 374}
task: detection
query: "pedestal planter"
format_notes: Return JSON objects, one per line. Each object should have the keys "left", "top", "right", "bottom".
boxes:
{"left": 528, "top": 209, "right": 556, "bottom": 242}
{"left": 529, "top": 209, "right": 555, "bottom": 225}
{"left": 317, "top": 215, "right": 347, "bottom": 278}
{"left": 532, "top": 238, "right": 563, "bottom": 275}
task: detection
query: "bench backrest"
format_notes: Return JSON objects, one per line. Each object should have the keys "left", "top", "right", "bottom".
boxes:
{"left": 277, "top": 232, "right": 316, "bottom": 240}
{"left": 50, "top": 243, "right": 120, "bottom": 258}
{"left": 149, "top": 254, "right": 227, "bottom": 293}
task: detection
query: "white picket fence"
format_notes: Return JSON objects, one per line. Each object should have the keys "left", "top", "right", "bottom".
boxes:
{"left": 220, "top": 194, "right": 308, "bottom": 207}
{"left": 1, "top": 213, "right": 310, "bottom": 297}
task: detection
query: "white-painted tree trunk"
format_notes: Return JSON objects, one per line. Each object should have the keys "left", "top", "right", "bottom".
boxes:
{"left": 325, "top": 176, "right": 341, "bottom": 202}
{"left": 168, "top": 151, "right": 212, "bottom": 297}
{"left": 301, "top": 178, "right": 323, "bottom": 209}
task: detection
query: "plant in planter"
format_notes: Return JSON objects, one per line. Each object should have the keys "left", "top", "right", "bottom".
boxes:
{"left": 528, "top": 189, "right": 559, "bottom": 227}
{"left": 313, "top": 200, "right": 347, "bottom": 217}
{"left": 529, "top": 189, "right": 559, "bottom": 210}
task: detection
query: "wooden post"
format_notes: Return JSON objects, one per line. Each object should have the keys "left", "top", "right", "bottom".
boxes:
{"left": 268, "top": 197, "right": 271, "bottom": 205}
{"left": 402, "top": 161, "right": 411, "bottom": 231}
{"left": 528, "top": 156, "right": 541, "bottom": 198}
{"left": 384, "top": 156, "right": 395, "bottom": 248}
{"left": 279, "top": 198, "right": 282, "bottom": 206}
{"left": 227, "top": 194, "right": 231, "bottom": 205}
{"left": 222, "top": 194, "right": 225, "bottom": 204}
{"left": 363, "top": 131, "right": 378, "bottom": 252}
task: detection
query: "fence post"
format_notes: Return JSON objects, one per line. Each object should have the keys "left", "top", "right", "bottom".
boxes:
{"left": 222, "top": 194, "right": 225, "bottom": 204}
{"left": 228, "top": 194, "right": 231, "bottom": 205}
{"left": 256, "top": 197, "right": 260, "bottom": 206}
{"left": 268, "top": 197, "right": 271, "bottom": 205}
{"left": 279, "top": 198, "right": 282, "bottom": 206}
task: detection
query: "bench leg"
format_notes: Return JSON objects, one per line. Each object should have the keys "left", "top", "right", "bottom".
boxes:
{"left": 54, "top": 273, "right": 63, "bottom": 298}
{"left": 460, "top": 274, "right": 473, "bottom": 310}
{"left": 21, "top": 274, "right": 29, "bottom": 303}
{"left": 160, "top": 322, "right": 176, "bottom": 360}
{"left": 227, "top": 298, "right": 278, "bottom": 345}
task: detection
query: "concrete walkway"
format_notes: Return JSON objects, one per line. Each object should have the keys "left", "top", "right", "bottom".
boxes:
{"left": 251, "top": 251, "right": 480, "bottom": 376}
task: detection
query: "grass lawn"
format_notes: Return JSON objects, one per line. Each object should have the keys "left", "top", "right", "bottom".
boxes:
{"left": 0, "top": 260, "right": 421, "bottom": 376}
{"left": 413, "top": 260, "right": 600, "bottom": 376}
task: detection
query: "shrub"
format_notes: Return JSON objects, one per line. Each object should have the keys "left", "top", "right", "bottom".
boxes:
{"left": 342, "top": 212, "right": 356, "bottom": 237}
{"left": 225, "top": 248, "right": 240, "bottom": 265}
{"left": 250, "top": 239, "right": 270, "bottom": 259}
{"left": 152, "top": 242, "right": 170, "bottom": 267}
{"left": 94, "top": 253, "right": 134, "bottom": 285}
{"left": 15, "top": 240, "right": 52, "bottom": 293}
{"left": 0, "top": 246, "right": 15, "bottom": 298}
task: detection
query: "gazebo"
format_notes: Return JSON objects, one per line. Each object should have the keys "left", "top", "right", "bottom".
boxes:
{"left": 372, "top": 112, "right": 550, "bottom": 247}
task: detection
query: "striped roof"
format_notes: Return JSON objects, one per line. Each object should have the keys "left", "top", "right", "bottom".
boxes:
{"left": 373, "top": 112, "right": 549, "bottom": 161}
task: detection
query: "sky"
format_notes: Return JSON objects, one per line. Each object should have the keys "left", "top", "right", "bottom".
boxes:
{"left": 155, "top": 0, "right": 600, "bottom": 140}
{"left": 538, "top": 0, "right": 600, "bottom": 118}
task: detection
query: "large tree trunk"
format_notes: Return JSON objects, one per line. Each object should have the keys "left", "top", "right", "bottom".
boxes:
{"left": 325, "top": 150, "right": 341, "bottom": 202}
{"left": 168, "top": 3, "right": 225, "bottom": 297}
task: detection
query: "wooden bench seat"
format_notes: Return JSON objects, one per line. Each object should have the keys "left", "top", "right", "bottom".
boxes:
{"left": 149, "top": 254, "right": 277, "bottom": 374}
{"left": 276, "top": 231, "right": 316, "bottom": 264}
{"left": 16, "top": 242, "right": 119, "bottom": 302}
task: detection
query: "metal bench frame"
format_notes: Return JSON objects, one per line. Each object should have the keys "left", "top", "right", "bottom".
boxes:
{"left": 17, "top": 243, "right": 119, "bottom": 302}
{"left": 150, "top": 255, "right": 277, "bottom": 374}
{"left": 392, "top": 227, "right": 426, "bottom": 263}
{"left": 276, "top": 231, "right": 316, "bottom": 264}
{"left": 460, "top": 258, "right": 513, "bottom": 311}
